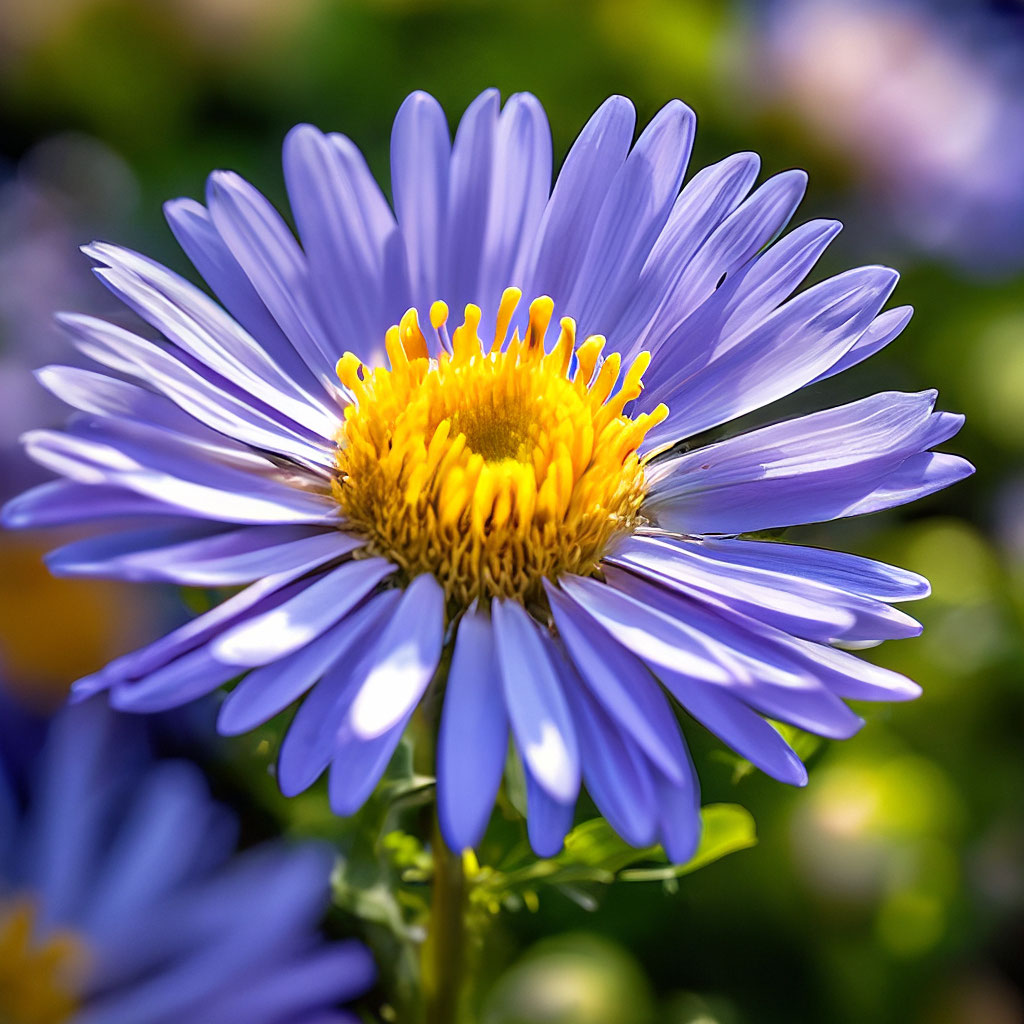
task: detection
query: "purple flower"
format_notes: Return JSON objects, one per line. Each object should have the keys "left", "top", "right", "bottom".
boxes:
{"left": 4, "top": 90, "right": 972, "bottom": 860}
{"left": 750, "top": 0, "right": 1024, "bottom": 273}
{"left": 0, "top": 691, "right": 374, "bottom": 1023}
{"left": 0, "top": 134, "right": 140, "bottom": 500}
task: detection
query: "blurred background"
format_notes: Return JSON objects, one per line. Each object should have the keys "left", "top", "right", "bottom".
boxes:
{"left": 1, "top": 0, "right": 1023, "bottom": 1021}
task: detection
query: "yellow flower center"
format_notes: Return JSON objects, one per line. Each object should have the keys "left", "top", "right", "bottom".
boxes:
{"left": 334, "top": 288, "right": 668, "bottom": 608}
{"left": 0, "top": 899, "right": 87, "bottom": 1024}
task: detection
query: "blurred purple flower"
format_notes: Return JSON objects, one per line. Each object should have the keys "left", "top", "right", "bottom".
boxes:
{"left": 0, "top": 690, "right": 374, "bottom": 1023}
{"left": 3, "top": 90, "right": 971, "bottom": 861}
{"left": 0, "top": 138, "right": 173, "bottom": 705}
{"left": 0, "top": 135, "right": 138, "bottom": 500}
{"left": 751, "top": 0, "right": 1024, "bottom": 273}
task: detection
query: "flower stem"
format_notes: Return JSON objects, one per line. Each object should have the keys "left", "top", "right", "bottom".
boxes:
{"left": 423, "top": 814, "right": 468, "bottom": 1024}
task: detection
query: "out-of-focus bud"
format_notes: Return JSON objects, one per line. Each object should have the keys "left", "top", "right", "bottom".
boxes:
{"left": 482, "top": 933, "right": 655, "bottom": 1024}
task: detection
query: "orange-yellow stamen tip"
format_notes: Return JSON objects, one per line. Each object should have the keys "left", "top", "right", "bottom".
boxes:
{"left": 429, "top": 300, "right": 449, "bottom": 330}
{"left": 398, "top": 308, "right": 429, "bottom": 361}
{"left": 333, "top": 293, "right": 666, "bottom": 606}
{"left": 524, "top": 295, "right": 555, "bottom": 351}
{"left": 492, "top": 287, "right": 522, "bottom": 351}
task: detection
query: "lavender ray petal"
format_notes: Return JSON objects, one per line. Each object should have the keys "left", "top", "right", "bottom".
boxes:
{"left": 437, "top": 607, "right": 509, "bottom": 851}
{"left": 492, "top": 598, "right": 580, "bottom": 804}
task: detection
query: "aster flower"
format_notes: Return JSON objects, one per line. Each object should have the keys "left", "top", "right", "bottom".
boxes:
{"left": 4, "top": 90, "right": 972, "bottom": 861}
{"left": 0, "top": 689, "right": 374, "bottom": 1024}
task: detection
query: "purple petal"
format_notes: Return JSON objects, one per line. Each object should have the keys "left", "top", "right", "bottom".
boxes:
{"left": 610, "top": 534, "right": 922, "bottom": 644}
{"left": 48, "top": 525, "right": 359, "bottom": 587}
{"left": 22, "top": 699, "right": 129, "bottom": 926}
{"left": 567, "top": 99, "right": 696, "bottom": 340}
{"left": 179, "top": 945, "right": 375, "bottom": 1023}
{"left": 77, "top": 551, "right": 349, "bottom": 691}
{"left": 217, "top": 602, "right": 394, "bottom": 736}
{"left": 612, "top": 152, "right": 761, "bottom": 356}
{"left": 641, "top": 217, "right": 843, "bottom": 373}
{"left": 640, "top": 170, "right": 809, "bottom": 359}
{"left": 664, "top": 675, "right": 808, "bottom": 786}
{"left": 37, "top": 364, "right": 236, "bottom": 445}
{"left": 525, "top": 96, "right": 636, "bottom": 311}
{"left": 545, "top": 581, "right": 689, "bottom": 783}
{"left": 444, "top": 89, "right": 501, "bottom": 318}
{"left": 3, "top": 480, "right": 176, "bottom": 529}
{"left": 391, "top": 91, "right": 451, "bottom": 318}
{"left": 643, "top": 265, "right": 901, "bottom": 446}
{"left": 602, "top": 567, "right": 864, "bottom": 741}
{"left": 694, "top": 537, "right": 931, "bottom": 603}
{"left": 492, "top": 599, "right": 580, "bottom": 804}
{"left": 655, "top": 769, "right": 701, "bottom": 864}
{"left": 610, "top": 534, "right": 854, "bottom": 642}
{"left": 782, "top": 637, "right": 922, "bottom": 702}
{"left": 845, "top": 452, "right": 975, "bottom": 516}
{"left": 523, "top": 767, "right": 575, "bottom": 858}
{"left": 479, "top": 92, "right": 552, "bottom": 310}
{"left": 701, "top": 217, "right": 844, "bottom": 345}
{"left": 812, "top": 304, "right": 914, "bottom": 384}
{"left": 328, "top": 603, "right": 443, "bottom": 820}
{"left": 347, "top": 574, "right": 445, "bottom": 739}
{"left": 557, "top": 574, "right": 732, "bottom": 684}
{"left": 562, "top": 677, "right": 659, "bottom": 849}
{"left": 22, "top": 427, "right": 336, "bottom": 526}
{"left": 56, "top": 313, "right": 337, "bottom": 464}
{"left": 164, "top": 196, "right": 324, "bottom": 392}
{"left": 275, "top": 591, "right": 402, "bottom": 796}
{"left": 606, "top": 558, "right": 918, "bottom": 706}
{"left": 205, "top": 171, "right": 338, "bottom": 385}
{"left": 283, "top": 124, "right": 396, "bottom": 366}
{"left": 327, "top": 717, "right": 411, "bottom": 816}
{"left": 644, "top": 390, "right": 955, "bottom": 534}
{"left": 110, "top": 646, "right": 242, "bottom": 712}
{"left": 83, "top": 242, "right": 339, "bottom": 430}
{"left": 82, "top": 761, "right": 230, "bottom": 929}
{"left": 437, "top": 608, "right": 508, "bottom": 851}
{"left": 212, "top": 557, "right": 394, "bottom": 667}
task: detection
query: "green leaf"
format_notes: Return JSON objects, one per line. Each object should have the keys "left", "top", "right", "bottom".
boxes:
{"left": 619, "top": 804, "right": 757, "bottom": 881}
{"left": 513, "top": 804, "right": 758, "bottom": 891}
{"left": 559, "top": 818, "right": 657, "bottom": 873}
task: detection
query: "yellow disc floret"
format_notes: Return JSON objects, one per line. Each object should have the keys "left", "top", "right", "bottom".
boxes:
{"left": 0, "top": 899, "right": 87, "bottom": 1024}
{"left": 334, "top": 289, "right": 668, "bottom": 609}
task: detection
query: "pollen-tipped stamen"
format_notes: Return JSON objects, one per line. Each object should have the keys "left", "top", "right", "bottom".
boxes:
{"left": 333, "top": 292, "right": 668, "bottom": 608}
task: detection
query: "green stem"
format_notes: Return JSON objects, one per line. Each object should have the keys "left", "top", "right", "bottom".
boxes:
{"left": 423, "top": 815, "right": 468, "bottom": 1024}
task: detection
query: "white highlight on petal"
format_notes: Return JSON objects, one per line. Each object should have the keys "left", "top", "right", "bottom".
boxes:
{"left": 523, "top": 720, "right": 577, "bottom": 804}
{"left": 347, "top": 574, "right": 445, "bottom": 740}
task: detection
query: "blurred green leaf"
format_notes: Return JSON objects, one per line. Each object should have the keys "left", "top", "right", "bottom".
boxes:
{"left": 553, "top": 804, "right": 757, "bottom": 883}
{"left": 477, "top": 804, "right": 757, "bottom": 909}
{"left": 620, "top": 804, "right": 757, "bottom": 881}
{"left": 560, "top": 818, "right": 661, "bottom": 874}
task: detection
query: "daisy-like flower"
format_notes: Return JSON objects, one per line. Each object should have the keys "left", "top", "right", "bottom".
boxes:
{"left": 4, "top": 90, "right": 972, "bottom": 860}
{"left": 0, "top": 691, "right": 374, "bottom": 1023}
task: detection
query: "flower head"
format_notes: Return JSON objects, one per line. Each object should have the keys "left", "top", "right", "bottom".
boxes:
{"left": 0, "top": 691, "right": 374, "bottom": 1023}
{"left": 4, "top": 90, "right": 972, "bottom": 860}
{"left": 334, "top": 294, "right": 665, "bottom": 607}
